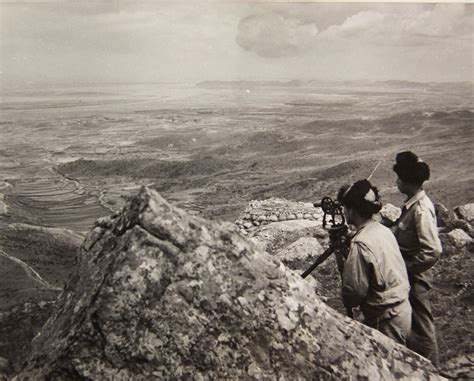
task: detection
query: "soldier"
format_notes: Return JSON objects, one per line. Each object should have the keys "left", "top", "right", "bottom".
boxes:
{"left": 338, "top": 179, "right": 412, "bottom": 346}
{"left": 392, "top": 151, "right": 442, "bottom": 367}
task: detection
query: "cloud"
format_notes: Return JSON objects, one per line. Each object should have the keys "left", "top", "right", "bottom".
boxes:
{"left": 318, "top": 3, "right": 472, "bottom": 45}
{"left": 236, "top": 12, "right": 317, "bottom": 58}
{"left": 411, "top": 4, "right": 471, "bottom": 38}
{"left": 321, "top": 11, "right": 386, "bottom": 39}
{"left": 235, "top": 4, "right": 471, "bottom": 58}
{"left": 0, "top": 2, "right": 472, "bottom": 84}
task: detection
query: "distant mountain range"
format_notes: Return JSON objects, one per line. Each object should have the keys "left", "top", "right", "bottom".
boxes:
{"left": 196, "top": 79, "right": 472, "bottom": 89}
{"left": 196, "top": 80, "right": 307, "bottom": 88}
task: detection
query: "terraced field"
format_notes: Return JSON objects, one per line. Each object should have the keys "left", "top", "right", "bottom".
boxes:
{"left": 6, "top": 174, "right": 108, "bottom": 232}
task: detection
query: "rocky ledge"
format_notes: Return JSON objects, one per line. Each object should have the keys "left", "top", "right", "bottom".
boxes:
{"left": 16, "top": 187, "right": 442, "bottom": 380}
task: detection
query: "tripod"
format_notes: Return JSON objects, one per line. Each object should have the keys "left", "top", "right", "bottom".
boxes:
{"left": 301, "top": 224, "right": 349, "bottom": 279}
{"left": 301, "top": 222, "right": 353, "bottom": 318}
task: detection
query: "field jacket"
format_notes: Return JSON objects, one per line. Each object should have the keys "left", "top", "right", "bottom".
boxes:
{"left": 342, "top": 220, "right": 410, "bottom": 321}
{"left": 393, "top": 190, "right": 442, "bottom": 278}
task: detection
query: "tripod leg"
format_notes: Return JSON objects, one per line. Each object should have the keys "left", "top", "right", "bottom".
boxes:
{"left": 335, "top": 250, "right": 345, "bottom": 279}
{"left": 301, "top": 246, "right": 335, "bottom": 279}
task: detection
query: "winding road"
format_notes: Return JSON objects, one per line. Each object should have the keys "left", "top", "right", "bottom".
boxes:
{"left": 0, "top": 249, "right": 61, "bottom": 292}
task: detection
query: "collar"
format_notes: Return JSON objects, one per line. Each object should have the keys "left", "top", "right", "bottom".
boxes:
{"left": 355, "top": 218, "right": 375, "bottom": 233}
{"left": 404, "top": 189, "right": 426, "bottom": 210}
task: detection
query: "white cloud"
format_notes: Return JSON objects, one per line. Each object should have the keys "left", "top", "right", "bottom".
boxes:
{"left": 236, "top": 12, "right": 317, "bottom": 58}
{"left": 318, "top": 3, "right": 472, "bottom": 45}
{"left": 321, "top": 11, "right": 386, "bottom": 39}
{"left": 409, "top": 4, "right": 471, "bottom": 38}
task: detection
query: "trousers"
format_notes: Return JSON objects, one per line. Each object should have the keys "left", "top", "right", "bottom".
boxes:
{"left": 407, "top": 271, "right": 440, "bottom": 368}
{"left": 365, "top": 299, "right": 412, "bottom": 346}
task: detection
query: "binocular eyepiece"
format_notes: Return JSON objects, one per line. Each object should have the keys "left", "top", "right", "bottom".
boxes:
{"left": 314, "top": 197, "right": 342, "bottom": 214}
{"left": 302, "top": 196, "right": 349, "bottom": 279}
{"left": 314, "top": 196, "right": 346, "bottom": 229}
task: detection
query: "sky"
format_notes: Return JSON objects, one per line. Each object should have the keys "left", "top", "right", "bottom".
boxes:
{"left": 0, "top": 1, "right": 473, "bottom": 85}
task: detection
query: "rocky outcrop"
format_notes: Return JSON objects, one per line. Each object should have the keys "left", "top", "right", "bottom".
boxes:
{"left": 251, "top": 219, "right": 328, "bottom": 254}
{"left": 446, "top": 229, "right": 473, "bottom": 248}
{"left": 379, "top": 203, "right": 401, "bottom": 225}
{"left": 440, "top": 229, "right": 473, "bottom": 255}
{"left": 440, "top": 354, "right": 474, "bottom": 380}
{"left": 436, "top": 203, "right": 458, "bottom": 228}
{"left": 17, "top": 187, "right": 442, "bottom": 380}
{"left": 434, "top": 202, "right": 474, "bottom": 255}
{"left": 275, "top": 237, "right": 324, "bottom": 267}
{"left": 455, "top": 203, "right": 474, "bottom": 224}
{"left": 435, "top": 203, "right": 473, "bottom": 237}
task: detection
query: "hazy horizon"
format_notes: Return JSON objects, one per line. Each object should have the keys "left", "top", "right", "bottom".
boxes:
{"left": 1, "top": 78, "right": 472, "bottom": 92}
{"left": 1, "top": 2, "right": 472, "bottom": 87}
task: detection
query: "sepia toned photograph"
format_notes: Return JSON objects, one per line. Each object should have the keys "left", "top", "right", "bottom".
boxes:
{"left": 0, "top": 1, "right": 472, "bottom": 379}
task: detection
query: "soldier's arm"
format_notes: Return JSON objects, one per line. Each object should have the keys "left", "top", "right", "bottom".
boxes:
{"left": 341, "top": 243, "right": 370, "bottom": 311}
{"left": 410, "top": 206, "right": 442, "bottom": 273}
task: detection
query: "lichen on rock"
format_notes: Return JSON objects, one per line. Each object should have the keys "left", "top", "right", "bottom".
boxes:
{"left": 16, "top": 187, "right": 443, "bottom": 380}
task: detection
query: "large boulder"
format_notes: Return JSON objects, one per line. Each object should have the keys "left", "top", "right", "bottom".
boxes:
{"left": 16, "top": 187, "right": 442, "bottom": 380}
{"left": 251, "top": 219, "right": 328, "bottom": 255}
{"left": 379, "top": 203, "right": 401, "bottom": 226}
{"left": 435, "top": 203, "right": 458, "bottom": 228}
{"left": 440, "top": 229, "right": 473, "bottom": 255}
{"left": 455, "top": 203, "right": 474, "bottom": 224}
{"left": 446, "top": 229, "right": 473, "bottom": 248}
{"left": 435, "top": 203, "right": 473, "bottom": 236}
{"left": 275, "top": 237, "right": 324, "bottom": 269}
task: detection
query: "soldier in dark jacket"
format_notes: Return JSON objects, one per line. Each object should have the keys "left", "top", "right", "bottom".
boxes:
{"left": 392, "top": 151, "right": 442, "bottom": 367}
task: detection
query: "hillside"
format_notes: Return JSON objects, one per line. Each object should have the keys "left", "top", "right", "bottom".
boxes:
{"left": 56, "top": 110, "right": 474, "bottom": 221}
{"left": 15, "top": 188, "right": 442, "bottom": 380}
{"left": 1, "top": 81, "right": 472, "bottom": 378}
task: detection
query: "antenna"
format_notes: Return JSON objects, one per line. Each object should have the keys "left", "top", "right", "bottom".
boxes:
{"left": 367, "top": 153, "right": 386, "bottom": 181}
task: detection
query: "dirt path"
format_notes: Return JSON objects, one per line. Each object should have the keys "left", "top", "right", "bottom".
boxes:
{"left": 98, "top": 189, "right": 117, "bottom": 213}
{"left": 0, "top": 249, "right": 61, "bottom": 292}
{"left": 51, "top": 164, "right": 117, "bottom": 214}
{"left": 49, "top": 166, "right": 82, "bottom": 192}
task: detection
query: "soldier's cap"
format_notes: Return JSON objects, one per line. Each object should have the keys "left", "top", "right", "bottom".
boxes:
{"left": 337, "top": 179, "right": 382, "bottom": 216}
{"left": 393, "top": 151, "right": 430, "bottom": 185}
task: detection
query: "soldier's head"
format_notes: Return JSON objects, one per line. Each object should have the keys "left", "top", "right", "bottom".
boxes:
{"left": 393, "top": 151, "right": 430, "bottom": 195}
{"left": 337, "top": 179, "right": 382, "bottom": 226}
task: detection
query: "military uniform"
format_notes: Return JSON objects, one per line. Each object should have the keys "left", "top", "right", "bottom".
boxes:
{"left": 394, "top": 190, "right": 442, "bottom": 366}
{"left": 342, "top": 220, "right": 412, "bottom": 345}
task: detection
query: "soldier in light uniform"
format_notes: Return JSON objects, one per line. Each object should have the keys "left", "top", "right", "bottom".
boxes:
{"left": 338, "top": 179, "right": 412, "bottom": 346}
{"left": 392, "top": 151, "right": 442, "bottom": 367}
